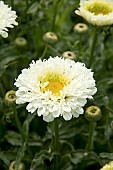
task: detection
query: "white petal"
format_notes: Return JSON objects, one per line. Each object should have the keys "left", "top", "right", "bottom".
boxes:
{"left": 38, "top": 107, "right": 46, "bottom": 116}
{"left": 1, "top": 31, "right": 8, "bottom": 38}
{"left": 26, "top": 103, "right": 36, "bottom": 113}
{"left": 62, "top": 106, "right": 71, "bottom": 112}
{"left": 52, "top": 110, "right": 60, "bottom": 117}
{"left": 43, "top": 114, "right": 54, "bottom": 122}
{"left": 63, "top": 112, "right": 72, "bottom": 120}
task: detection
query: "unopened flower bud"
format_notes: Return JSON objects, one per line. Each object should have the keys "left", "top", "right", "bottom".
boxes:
{"left": 15, "top": 37, "right": 27, "bottom": 48}
{"left": 62, "top": 51, "right": 76, "bottom": 60}
{"left": 9, "top": 161, "right": 25, "bottom": 170}
{"left": 100, "top": 161, "right": 113, "bottom": 170}
{"left": 73, "top": 23, "right": 88, "bottom": 33}
{"left": 43, "top": 32, "right": 58, "bottom": 44}
{"left": 5, "top": 90, "right": 16, "bottom": 106}
{"left": 85, "top": 106, "right": 102, "bottom": 122}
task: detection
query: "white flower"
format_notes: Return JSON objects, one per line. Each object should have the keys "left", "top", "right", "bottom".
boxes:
{"left": 0, "top": 1, "right": 18, "bottom": 38}
{"left": 75, "top": 0, "right": 113, "bottom": 26}
{"left": 14, "top": 57, "right": 97, "bottom": 122}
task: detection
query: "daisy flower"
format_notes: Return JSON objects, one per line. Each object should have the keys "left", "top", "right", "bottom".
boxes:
{"left": 0, "top": 1, "right": 18, "bottom": 38}
{"left": 14, "top": 57, "right": 97, "bottom": 122}
{"left": 75, "top": 0, "right": 113, "bottom": 26}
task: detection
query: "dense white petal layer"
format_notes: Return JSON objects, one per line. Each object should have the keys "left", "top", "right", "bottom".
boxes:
{"left": 14, "top": 57, "right": 97, "bottom": 122}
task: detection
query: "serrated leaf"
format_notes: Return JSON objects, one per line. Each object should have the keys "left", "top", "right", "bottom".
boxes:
{"left": 30, "top": 149, "right": 54, "bottom": 170}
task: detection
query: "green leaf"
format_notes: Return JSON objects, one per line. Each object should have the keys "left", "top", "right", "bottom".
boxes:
{"left": 14, "top": 112, "right": 36, "bottom": 170}
{"left": 70, "top": 150, "right": 102, "bottom": 166}
{"left": 55, "top": 1, "right": 78, "bottom": 28}
{"left": 5, "top": 131, "right": 22, "bottom": 146}
{"left": 27, "top": 2, "right": 39, "bottom": 14}
{"left": 0, "top": 44, "right": 28, "bottom": 77}
{"left": 15, "top": 142, "right": 26, "bottom": 170}
{"left": 100, "top": 153, "right": 113, "bottom": 159}
{"left": 0, "top": 151, "right": 10, "bottom": 167}
{"left": 22, "top": 112, "right": 36, "bottom": 142}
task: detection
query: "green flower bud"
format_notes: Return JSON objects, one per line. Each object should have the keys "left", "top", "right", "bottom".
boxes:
{"left": 85, "top": 105, "right": 102, "bottom": 122}
{"left": 62, "top": 51, "right": 76, "bottom": 60}
{"left": 9, "top": 161, "right": 25, "bottom": 170}
{"left": 43, "top": 32, "right": 58, "bottom": 44}
{"left": 73, "top": 23, "right": 88, "bottom": 33}
{"left": 5, "top": 90, "right": 16, "bottom": 106}
{"left": 100, "top": 161, "right": 113, "bottom": 170}
{"left": 15, "top": 37, "right": 27, "bottom": 48}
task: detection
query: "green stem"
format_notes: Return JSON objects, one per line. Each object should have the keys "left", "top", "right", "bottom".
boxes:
{"left": 89, "top": 28, "right": 98, "bottom": 67}
{"left": 86, "top": 122, "right": 96, "bottom": 151}
{"left": 12, "top": 106, "right": 24, "bottom": 142}
{"left": 54, "top": 118, "right": 60, "bottom": 170}
{"left": 79, "top": 34, "right": 82, "bottom": 53}
{"left": 40, "top": 45, "right": 48, "bottom": 59}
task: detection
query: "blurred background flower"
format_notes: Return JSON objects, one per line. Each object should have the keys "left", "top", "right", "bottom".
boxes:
{"left": 75, "top": 0, "right": 113, "bottom": 26}
{"left": 0, "top": 1, "right": 18, "bottom": 38}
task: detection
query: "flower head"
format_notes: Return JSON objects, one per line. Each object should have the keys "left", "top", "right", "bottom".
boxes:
{"left": 14, "top": 57, "right": 97, "bottom": 122}
{"left": 75, "top": 0, "right": 113, "bottom": 26}
{"left": 0, "top": 1, "right": 18, "bottom": 38}
{"left": 100, "top": 161, "right": 113, "bottom": 170}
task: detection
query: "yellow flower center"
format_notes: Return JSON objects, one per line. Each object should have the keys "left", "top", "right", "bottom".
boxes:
{"left": 86, "top": 2, "right": 113, "bottom": 15}
{"left": 40, "top": 73, "right": 69, "bottom": 95}
{"left": 45, "top": 81, "right": 64, "bottom": 95}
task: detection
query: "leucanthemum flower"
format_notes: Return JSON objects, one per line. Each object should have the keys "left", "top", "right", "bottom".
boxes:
{"left": 14, "top": 57, "right": 97, "bottom": 122}
{"left": 0, "top": 1, "right": 18, "bottom": 38}
{"left": 75, "top": 0, "right": 113, "bottom": 26}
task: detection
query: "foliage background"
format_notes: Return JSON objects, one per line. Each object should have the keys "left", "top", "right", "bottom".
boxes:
{"left": 1, "top": 0, "right": 113, "bottom": 169}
